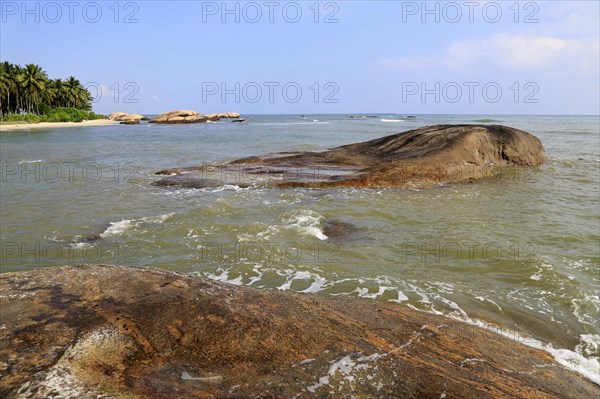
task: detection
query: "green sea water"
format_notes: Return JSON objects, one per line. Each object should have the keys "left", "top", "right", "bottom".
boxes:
{"left": 1, "top": 114, "right": 599, "bottom": 382}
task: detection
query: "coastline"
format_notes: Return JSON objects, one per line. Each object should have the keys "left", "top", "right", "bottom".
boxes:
{"left": 0, "top": 119, "right": 120, "bottom": 131}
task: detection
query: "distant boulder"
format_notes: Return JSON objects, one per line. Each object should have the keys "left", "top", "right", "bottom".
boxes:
{"left": 107, "top": 112, "right": 127, "bottom": 121}
{"left": 205, "top": 114, "right": 221, "bottom": 121}
{"left": 108, "top": 112, "right": 144, "bottom": 122}
{"left": 149, "top": 110, "right": 209, "bottom": 124}
{"left": 205, "top": 112, "right": 241, "bottom": 120}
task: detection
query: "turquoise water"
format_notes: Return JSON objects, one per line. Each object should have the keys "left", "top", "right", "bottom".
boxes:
{"left": 1, "top": 114, "right": 599, "bottom": 382}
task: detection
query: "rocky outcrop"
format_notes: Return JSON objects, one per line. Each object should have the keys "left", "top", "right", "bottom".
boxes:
{"left": 107, "top": 112, "right": 145, "bottom": 122}
{"left": 206, "top": 112, "right": 241, "bottom": 119}
{"left": 0, "top": 265, "right": 597, "bottom": 398}
{"left": 149, "top": 110, "right": 210, "bottom": 124}
{"left": 154, "top": 124, "right": 546, "bottom": 189}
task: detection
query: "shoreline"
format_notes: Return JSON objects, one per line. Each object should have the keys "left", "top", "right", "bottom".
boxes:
{"left": 0, "top": 119, "right": 120, "bottom": 131}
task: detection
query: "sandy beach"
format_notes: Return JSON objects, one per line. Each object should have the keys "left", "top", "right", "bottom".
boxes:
{"left": 0, "top": 119, "right": 120, "bottom": 131}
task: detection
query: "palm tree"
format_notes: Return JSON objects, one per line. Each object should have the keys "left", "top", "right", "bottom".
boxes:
{"left": 63, "top": 76, "right": 93, "bottom": 109}
{"left": 0, "top": 62, "right": 94, "bottom": 117}
{"left": 22, "top": 64, "right": 48, "bottom": 113}
{"left": 17, "top": 64, "right": 48, "bottom": 114}
{"left": 64, "top": 76, "right": 81, "bottom": 108}
{"left": 0, "top": 69, "right": 14, "bottom": 116}
{"left": 46, "top": 79, "right": 64, "bottom": 108}
{"left": 0, "top": 61, "right": 21, "bottom": 114}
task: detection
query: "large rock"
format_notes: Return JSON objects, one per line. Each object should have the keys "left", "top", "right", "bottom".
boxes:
{"left": 150, "top": 110, "right": 209, "bottom": 124}
{"left": 154, "top": 124, "right": 546, "bottom": 189}
{"left": 107, "top": 112, "right": 144, "bottom": 122}
{"left": 0, "top": 265, "right": 597, "bottom": 398}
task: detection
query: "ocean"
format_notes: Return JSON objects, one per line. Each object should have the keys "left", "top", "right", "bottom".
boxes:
{"left": 1, "top": 114, "right": 599, "bottom": 383}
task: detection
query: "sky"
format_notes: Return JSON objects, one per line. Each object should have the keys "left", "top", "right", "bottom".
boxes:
{"left": 1, "top": 0, "right": 599, "bottom": 115}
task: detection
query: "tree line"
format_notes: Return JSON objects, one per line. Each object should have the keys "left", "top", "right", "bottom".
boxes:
{"left": 0, "top": 62, "right": 93, "bottom": 116}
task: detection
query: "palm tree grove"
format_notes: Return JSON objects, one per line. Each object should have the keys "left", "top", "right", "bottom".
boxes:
{"left": 0, "top": 61, "right": 104, "bottom": 123}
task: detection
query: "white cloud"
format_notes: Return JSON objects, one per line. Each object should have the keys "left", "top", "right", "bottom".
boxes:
{"left": 541, "top": 1, "right": 600, "bottom": 36}
{"left": 445, "top": 34, "right": 569, "bottom": 69}
{"left": 377, "top": 33, "right": 599, "bottom": 75}
{"left": 376, "top": 1, "right": 599, "bottom": 76}
{"left": 151, "top": 94, "right": 161, "bottom": 102}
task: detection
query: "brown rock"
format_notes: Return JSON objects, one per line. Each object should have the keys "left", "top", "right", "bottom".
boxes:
{"left": 150, "top": 110, "right": 209, "bottom": 124}
{"left": 107, "top": 112, "right": 128, "bottom": 121}
{"left": 153, "top": 124, "right": 546, "bottom": 189}
{"left": 205, "top": 112, "right": 242, "bottom": 121}
{"left": 108, "top": 112, "right": 144, "bottom": 122}
{"left": 0, "top": 265, "right": 597, "bottom": 398}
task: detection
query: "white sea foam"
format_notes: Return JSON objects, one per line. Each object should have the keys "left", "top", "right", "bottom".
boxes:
{"left": 205, "top": 269, "right": 244, "bottom": 285}
{"left": 576, "top": 334, "right": 600, "bottom": 357}
{"left": 100, "top": 213, "right": 174, "bottom": 238}
{"left": 201, "top": 265, "right": 599, "bottom": 386}
{"left": 445, "top": 313, "right": 600, "bottom": 386}
{"left": 17, "top": 159, "right": 44, "bottom": 164}
{"left": 306, "top": 353, "right": 381, "bottom": 393}
{"left": 284, "top": 210, "right": 328, "bottom": 240}
{"left": 380, "top": 119, "right": 404, "bottom": 123}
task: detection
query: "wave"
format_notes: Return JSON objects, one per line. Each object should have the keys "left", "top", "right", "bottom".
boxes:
{"left": 445, "top": 313, "right": 600, "bottom": 386}
{"left": 283, "top": 209, "right": 328, "bottom": 240}
{"left": 380, "top": 119, "right": 404, "bottom": 123}
{"left": 201, "top": 266, "right": 600, "bottom": 385}
{"left": 100, "top": 213, "right": 175, "bottom": 238}
{"left": 17, "top": 159, "right": 44, "bottom": 164}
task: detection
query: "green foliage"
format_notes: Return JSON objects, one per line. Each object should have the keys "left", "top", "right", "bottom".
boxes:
{"left": 0, "top": 61, "right": 96, "bottom": 117}
{"left": 0, "top": 107, "right": 105, "bottom": 123}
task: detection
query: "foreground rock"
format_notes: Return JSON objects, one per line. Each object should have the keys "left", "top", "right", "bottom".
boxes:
{"left": 154, "top": 124, "right": 546, "bottom": 189}
{"left": 1, "top": 265, "right": 597, "bottom": 398}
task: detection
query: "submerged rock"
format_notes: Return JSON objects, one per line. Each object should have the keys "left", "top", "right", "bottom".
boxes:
{"left": 0, "top": 265, "right": 597, "bottom": 398}
{"left": 322, "top": 219, "right": 364, "bottom": 241}
{"left": 151, "top": 175, "right": 250, "bottom": 189}
{"left": 153, "top": 124, "right": 546, "bottom": 189}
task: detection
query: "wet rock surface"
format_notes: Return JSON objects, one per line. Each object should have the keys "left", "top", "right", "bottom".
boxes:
{"left": 153, "top": 124, "right": 546, "bottom": 189}
{"left": 1, "top": 265, "right": 597, "bottom": 398}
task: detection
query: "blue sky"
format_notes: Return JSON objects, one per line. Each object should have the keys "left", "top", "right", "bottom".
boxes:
{"left": 1, "top": 1, "right": 598, "bottom": 114}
